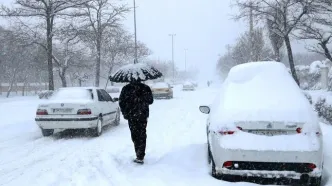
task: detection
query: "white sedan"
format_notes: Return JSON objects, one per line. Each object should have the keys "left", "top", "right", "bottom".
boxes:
{"left": 199, "top": 62, "right": 323, "bottom": 185}
{"left": 182, "top": 82, "right": 195, "bottom": 91}
{"left": 35, "top": 87, "right": 121, "bottom": 137}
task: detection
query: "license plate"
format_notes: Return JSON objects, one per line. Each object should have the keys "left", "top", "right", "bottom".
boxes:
{"left": 249, "top": 130, "right": 288, "bottom": 136}
{"left": 53, "top": 108, "right": 73, "bottom": 113}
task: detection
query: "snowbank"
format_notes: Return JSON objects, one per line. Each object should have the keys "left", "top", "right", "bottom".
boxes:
{"left": 210, "top": 62, "right": 318, "bottom": 131}
{"left": 310, "top": 61, "right": 326, "bottom": 74}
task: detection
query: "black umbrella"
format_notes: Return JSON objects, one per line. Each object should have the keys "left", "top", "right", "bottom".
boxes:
{"left": 109, "top": 62, "right": 163, "bottom": 83}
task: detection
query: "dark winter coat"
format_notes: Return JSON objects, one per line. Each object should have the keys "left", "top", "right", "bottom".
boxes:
{"left": 119, "top": 82, "right": 154, "bottom": 120}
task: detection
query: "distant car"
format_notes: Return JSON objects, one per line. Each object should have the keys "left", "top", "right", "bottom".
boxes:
{"left": 182, "top": 82, "right": 195, "bottom": 91}
{"left": 35, "top": 87, "right": 121, "bottom": 137}
{"left": 199, "top": 62, "right": 323, "bottom": 185}
{"left": 151, "top": 82, "right": 173, "bottom": 99}
{"left": 190, "top": 81, "right": 198, "bottom": 87}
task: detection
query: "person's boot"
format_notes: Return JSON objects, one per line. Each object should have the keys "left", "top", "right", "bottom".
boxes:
{"left": 133, "top": 158, "right": 144, "bottom": 164}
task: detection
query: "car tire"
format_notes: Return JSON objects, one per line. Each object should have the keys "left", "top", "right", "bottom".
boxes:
{"left": 92, "top": 117, "right": 103, "bottom": 137}
{"left": 310, "top": 176, "right": 322, "bottom": 186}
{"left": 113, "top": 109, "right": 120, "bottom": 126}
{"left": 41, "top": 129, "right": 54, "bottom": 137}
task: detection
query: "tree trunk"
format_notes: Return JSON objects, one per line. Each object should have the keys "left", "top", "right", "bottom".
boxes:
{"left": 284, "top": 35, "right": 300, "bottom": 86}
{"left": 47, "top": 15, "right": 55, "bottom": 90}
{"left": 59, "top": 68, "right": 67, "bottom": 87}
{"left": 275, "top": 48, "right": 281, "bottom": 62}
{"left": 6, "top": 70, "right": 17, "bottom": 98}
{"left": 95, "top": 38, "right": 101, "bottom": 87}
{"left": 321, "top": 42, "right": 332, "bottom": 63}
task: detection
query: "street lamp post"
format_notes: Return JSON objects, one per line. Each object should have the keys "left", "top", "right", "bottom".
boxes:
{"left": 169, "top": 34, "right": 176, "bottom": 80}
{"left": 184, "top": 49, "right": 188, "bottom": 72}
{"left": 133, "top": 0, "right": 138, "bottom": 64}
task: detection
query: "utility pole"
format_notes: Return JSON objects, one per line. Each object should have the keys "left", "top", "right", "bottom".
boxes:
{"left": 184, "top": 49, "right": 188, "bottom": 72}
{"left": 169, "top": 34, "right": 176, "bottom": 80}
{"left": 133, "top": 0, "right": 138, "bottom": 64}
{"left": 249, "top": 0, "right": 254, "bottom": 62}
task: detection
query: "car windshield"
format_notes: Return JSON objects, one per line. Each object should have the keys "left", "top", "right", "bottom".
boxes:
{"left": 50, "top": 88, "right": 93, "bottom": 100}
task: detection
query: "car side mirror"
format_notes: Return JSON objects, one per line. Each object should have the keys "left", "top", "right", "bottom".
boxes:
{"left": 113, "top": 98, "right": 119, "bottom": 102}
{"left": 199, "top": 106, "right": 210, "bottom": 114}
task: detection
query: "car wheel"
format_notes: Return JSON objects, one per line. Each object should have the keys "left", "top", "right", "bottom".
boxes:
{"left": 310, "top": 176, "right": 322, "bottom": 186}
{"left": 92, "top": 117, "right": 103, "bottom": 137}
{"left": 113, "top": 109, "right": 120, "bottom": 126}
{"left": 41, "top": 129, "right": 54, "bottom": 137}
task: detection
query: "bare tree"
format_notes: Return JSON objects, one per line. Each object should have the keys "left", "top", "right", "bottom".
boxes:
{"left": 266, "top": 7, "right": 284, "bottom": 61}
{"left": 217, "top": 29, "right": 273, "bottom": 77}
{"left": 51, "top": 25, "right": 91, "bottom": 87}
{"left": 1, "top": 0, "right": 90, "bottom": 90}
{"left": 298, "top": 1, "right": 332, "bottom": 62}
{"left": 234, "top": 0, "right": 316, "bottom": 85}
{"left": 80, "top": 0, "right": 130, "bottom": 86}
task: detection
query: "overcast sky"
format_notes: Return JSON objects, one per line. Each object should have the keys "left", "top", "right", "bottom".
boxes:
{"left": 0, "top": 0, "right": 307, "bottom": 81}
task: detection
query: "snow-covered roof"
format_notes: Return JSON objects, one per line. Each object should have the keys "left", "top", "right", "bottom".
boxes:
{"left": 210, "top": 61, "right": 318, "bottom": 130}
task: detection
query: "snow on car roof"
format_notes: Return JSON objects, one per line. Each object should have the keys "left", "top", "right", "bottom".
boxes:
{"left": 50, "top": 87, "right": 94, "bottom": 101}
{"left": 210, "top": 61, "right": 318, "bottom": 131}
{"left": 183, "top": 82, "right": 193, "bottom": 85}
{"left": 152, "top": 82, "right": 169, "bottom": 88}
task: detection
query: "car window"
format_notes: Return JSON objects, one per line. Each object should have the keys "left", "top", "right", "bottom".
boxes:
{"left": 101, "top": 89, "right": 113, "bottom": 101}
{"left": 97, "top": 89, "right": 106, "bottom": 101}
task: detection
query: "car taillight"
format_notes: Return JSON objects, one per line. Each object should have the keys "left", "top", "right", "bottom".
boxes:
{"left": 307, "top": 163, "right": 316, "bottom": 170}
{"left": 36, "top": 109, "right": 48, "bottom": 115}
{"left": 77, "top": 109, "right": 91, "bottom": 115}
{"left": 219, "top": 131, "right": 235, "bottom": 135}
{"left": 223, "top": 161, "right": 233, "bottom": 168}
{"left": 219, "top": 126, "right": 242, "bottom": 135}
{"left": 296, "top": 127, "right": 302, "bottom": 133}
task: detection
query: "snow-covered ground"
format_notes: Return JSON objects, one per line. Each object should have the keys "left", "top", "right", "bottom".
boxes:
{"left": 1, "top": 85, "right": 332, "bottom": 186}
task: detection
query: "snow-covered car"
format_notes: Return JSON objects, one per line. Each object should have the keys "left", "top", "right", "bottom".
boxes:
{"left": 199, "top": 62, "right": 323, "bottom": 185}
{"left": 35, "top": 87, "right": 121, "bottom": 137}
{"left": 190, "top": 81, "right": 198, "bottom": 87}
{"left": 151, "top": 82, "right": 173, "bottom": 99}
{"left": 182, "top": 82, "right": 195, "bottom": 91}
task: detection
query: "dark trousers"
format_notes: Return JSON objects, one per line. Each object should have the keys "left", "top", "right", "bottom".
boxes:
{"left": 128, "top": 118, "right": 147, "bottom": 160}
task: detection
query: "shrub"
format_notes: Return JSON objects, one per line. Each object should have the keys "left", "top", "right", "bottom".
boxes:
{"left": 314, "top": 97, "right": 332, "bottom": 124}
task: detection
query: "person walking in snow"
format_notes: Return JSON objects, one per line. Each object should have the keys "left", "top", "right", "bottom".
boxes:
{"left": 119, "top": 79, "right": 154, "bottom": 164}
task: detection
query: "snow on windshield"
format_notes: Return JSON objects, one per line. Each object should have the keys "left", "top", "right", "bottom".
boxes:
{"left": 152, "top": 82, "right": 169, "bottom": 89}
{"left": 50, "top": 88, "right": 93, "bottom": 101}
{"left": 210, "top": 61, "right": 318, "bottom": 132}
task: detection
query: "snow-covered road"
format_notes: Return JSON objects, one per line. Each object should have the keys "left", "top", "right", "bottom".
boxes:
{"left": 0, "top": 86, "right": 332, "bottom": 186}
